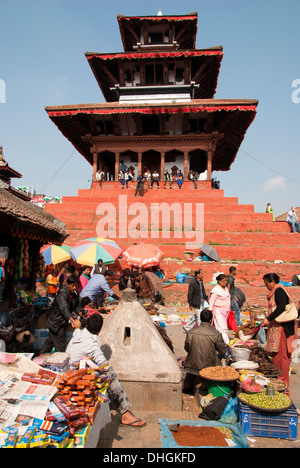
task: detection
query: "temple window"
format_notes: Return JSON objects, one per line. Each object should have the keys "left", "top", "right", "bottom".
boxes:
{"left": 141, "top": 115, "right": 160, "bottom": 135}
{"left": 145, "top": 62, "right": 163, "bottom": 85}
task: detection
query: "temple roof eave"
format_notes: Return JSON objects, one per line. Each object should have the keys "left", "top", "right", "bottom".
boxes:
{"left": 86, "top": 49, "right": 223, "bottom": 101}
{"left": 117, "top": 13, "right": 199, "bottom": 51}
{"left": 45, "top": 99, "right": 258, "bottom": 171}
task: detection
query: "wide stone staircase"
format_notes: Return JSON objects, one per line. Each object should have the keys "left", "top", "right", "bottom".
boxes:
{"left": 45, "top": 181, "right": 300, "bottom": 283}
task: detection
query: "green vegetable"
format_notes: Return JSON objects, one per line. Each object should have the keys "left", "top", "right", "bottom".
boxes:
{"left": 239, "top": 390, "right": 291, "bottom": 410}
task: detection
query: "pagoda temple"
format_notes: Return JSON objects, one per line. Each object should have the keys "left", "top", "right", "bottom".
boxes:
{"left": 46, "top": 11, "right": 258, "bottom": 184}
{"left": 45, "top": 11, "right": 300, "bottom": 279}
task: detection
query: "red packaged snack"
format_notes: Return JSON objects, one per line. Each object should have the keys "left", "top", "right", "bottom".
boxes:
{"left": 67, "top": 369, "right": 87, "bottom": 386}
{"left": 86, "top": 400, "right": 100, "bottom": 425}
{"left": 68, "top": 416, "right": 89, "bottom": 430}
{"left": 22, "top": 373, "right": 55, "bottom": 386}
{"left": 53, "top": 396, "right": 83, "bottom": 421}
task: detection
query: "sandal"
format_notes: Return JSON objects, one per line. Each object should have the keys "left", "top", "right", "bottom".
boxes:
{"left": 119, "top": 418, "right": 147, "bottom": 428}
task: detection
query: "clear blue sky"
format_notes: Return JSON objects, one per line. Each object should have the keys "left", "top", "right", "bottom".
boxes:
{"left": 0, "top": 0, "right": 299, "bottom": 216}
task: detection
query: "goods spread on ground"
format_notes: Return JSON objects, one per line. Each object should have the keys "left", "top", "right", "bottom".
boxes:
{"left": 171, "top": 425, "right": 233, "bottom": 447}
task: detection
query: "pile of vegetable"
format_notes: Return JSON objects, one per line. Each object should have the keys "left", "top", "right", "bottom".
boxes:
{"left": 239, "top": 390, "right": 292, "bottom": 411}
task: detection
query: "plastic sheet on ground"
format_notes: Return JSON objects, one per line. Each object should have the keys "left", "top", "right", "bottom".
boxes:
{"left": 159, "top": 418, "right": 249, "bottom": 448}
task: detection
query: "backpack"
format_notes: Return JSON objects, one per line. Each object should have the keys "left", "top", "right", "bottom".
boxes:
{"left": 292, "top": 274, "right": 300, "bottom": 286}
{"left": 198, "top": 396, "right": 229, "bottom": 421}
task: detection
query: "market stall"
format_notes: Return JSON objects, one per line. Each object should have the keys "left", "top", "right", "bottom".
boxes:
{"left": 0, "top": 352, "right": 111, "bottom": 448}
{"left": 0, "top": 187, "right": 68, "bottom": 309}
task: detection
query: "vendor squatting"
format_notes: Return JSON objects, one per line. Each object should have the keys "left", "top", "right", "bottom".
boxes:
{"left": 103, "top": 453, "right": 196, "bottom": 464}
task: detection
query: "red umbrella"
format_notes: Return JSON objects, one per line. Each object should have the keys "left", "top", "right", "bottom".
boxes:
{"left": 122, "top": 244, "right": 163, "bottom": 268}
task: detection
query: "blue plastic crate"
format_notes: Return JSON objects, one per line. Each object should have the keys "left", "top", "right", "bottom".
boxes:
{"left": 238, "top": 400, "right": 298, "bottom": 440}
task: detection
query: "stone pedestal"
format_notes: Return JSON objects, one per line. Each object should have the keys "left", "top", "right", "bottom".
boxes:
{"left": 98, "top": 283, "right": 182, "bottom": 411}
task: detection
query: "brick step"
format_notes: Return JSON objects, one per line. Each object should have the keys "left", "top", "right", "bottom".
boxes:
{"left": 61, "top": 194, "right": 240, "bottom": 205}
{"left": 203, "top": 231, "right": 300, "bottom": 246}
{"left": 48, "top": 202, "right": 256, "bottom": 214}
{"left": 77, "top": 188, "right": 227, "bottom": 199}
{"left": 58, "top": 219, "right": 288, "bottom": 234}
{"left": 64, "top": 229, "right": 297, "bottom": 245}
{"left": 46, "top": 209, "right": 271, "bottom": 223}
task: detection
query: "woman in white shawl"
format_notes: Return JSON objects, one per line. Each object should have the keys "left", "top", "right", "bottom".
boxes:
{"left": 209, "top": 274, "right": 231, "bottom": 345}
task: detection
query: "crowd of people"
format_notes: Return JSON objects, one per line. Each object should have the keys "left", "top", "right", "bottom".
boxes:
{"left": 97, "top": 162, "right": 207, "bottom": 196}
{"left": 183, "top": 267, "right": 300, "bottom": 389}
{"left": 2, "top": 250, "right": 298, "bottom": 421}
{"left": 43, "top": 260, "right": 165, "bottom": 352}
{"left": 131, "top": 169, "right": 185, "bottom": 196}
{"left": 42, "top": 259, "right": 151, "bottom": 428}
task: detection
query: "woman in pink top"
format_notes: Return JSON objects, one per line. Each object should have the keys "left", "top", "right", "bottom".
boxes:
{"left": 77, "top": 265, "right": 91, "bottom": 294}
{"left": 209, "top": 274, "right": 231, "bottom": 345}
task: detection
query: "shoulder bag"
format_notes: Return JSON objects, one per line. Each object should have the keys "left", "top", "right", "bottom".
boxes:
{"left": 274, "top": 288, "right": 299, "bottom": 323}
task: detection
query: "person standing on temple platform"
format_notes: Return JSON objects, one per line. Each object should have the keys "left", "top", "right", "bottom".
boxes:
{"left": 120, "top": 161, "right": 127, "bottom": 173}
{"left": 177, "top": 170, "right": 183, "bottom": 189}
{"left": 164, "top": 169, "right": 172, "bottom": 189}
{"left": 119, "top": 170, "right": 125, "bottom": 189}
{"left": 144, "top": 169, "right": 151, "bottom": 189}
{"left": 124, "top": 170, "right": 129, "bottom": 189}
{"left": 134, "top": 174, "right": 146, "bottom": 197}
{"left": 151, "top": 170, "right": 160, "bottom": 189}
{"left": 227, "top": 266, "right": 241, "bottom": 326}
{"left": 96, "top": 169, "right": 105, "bottom": 189}
{"left": 189, "top": 170, "right": 198, "bottom": 189}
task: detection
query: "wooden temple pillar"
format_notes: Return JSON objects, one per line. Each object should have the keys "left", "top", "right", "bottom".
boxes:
{"left": 160, "top": 152, "right": 165, "bottom": 181}
{"left": 115, "top": 152, "right": 120, "bottom": 182}
{"left": 183, "top": 151, "right": 189, "bottom": 181}
{"left": 92, "top": 151, "right": 98, "bottom": 182}
{"left": 138, "top": 152, "right": 142, "bottom": 176}
{"left": 207, "top": 149, "right": 213, "bottom": 181}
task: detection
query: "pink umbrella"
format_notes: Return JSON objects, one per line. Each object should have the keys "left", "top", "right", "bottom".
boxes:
{"left": 122, "top": 244, "right": 163, "bottom": 268}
